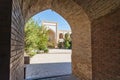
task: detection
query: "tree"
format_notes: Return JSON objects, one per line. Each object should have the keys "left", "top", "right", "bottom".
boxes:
{"left": 25, "top": 19, "right": 39, "bottom": 52}
{"left": 25, "top": 19, "right": 49, "bottom": 56}
{"left": 36, "top": 26, "right": 49, "bottom": 50}
{"left": 64, "top": 33, "right": 71, "bottom": 49}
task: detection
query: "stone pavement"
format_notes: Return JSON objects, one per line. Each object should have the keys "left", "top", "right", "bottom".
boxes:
{"left": 26, "top": 49, "right": 73, "bottom": 80}
{"left": 30, "top": 53, "right": 71, "bottom": 64}
{"left": 34, "top": 75, "right": 79, "bottom": 80}
{"left": 26, "top": 63, "right": 72, "bottom": 79}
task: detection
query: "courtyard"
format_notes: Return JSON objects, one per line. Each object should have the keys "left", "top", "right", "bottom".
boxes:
{"left": 25, "top": 49, "right": 75, "bottom": 80}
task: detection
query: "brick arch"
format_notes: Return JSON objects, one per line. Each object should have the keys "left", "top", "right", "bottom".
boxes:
{"left": 22, "top": 0, "right": 92, "bottom": 80}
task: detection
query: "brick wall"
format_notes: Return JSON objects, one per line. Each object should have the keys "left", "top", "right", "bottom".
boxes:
{"left": 10, "top": 0, "right": 25, "bottom": 80}
{"left": 92, "top": 8, "right": 120, "bottom": 80}
{"left": 73, "top": 0, "right": 120, "bottom": 20}
{"left": 51, "top": 1, "right": 92, "bottom": 80}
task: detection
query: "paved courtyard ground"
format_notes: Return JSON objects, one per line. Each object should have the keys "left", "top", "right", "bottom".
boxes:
{"left": 33, "top": 75, "right": 79, "bottom": 80}
{"left": 30, "top": 49, "right": 72, "bottom": 64}
{"left": 25, "top": 49, "right": 77, "bottom": 80}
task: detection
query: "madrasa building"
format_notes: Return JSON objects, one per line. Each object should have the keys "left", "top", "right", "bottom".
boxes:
{"left": 42, "top": 21, "right": 72, "bottom": 47}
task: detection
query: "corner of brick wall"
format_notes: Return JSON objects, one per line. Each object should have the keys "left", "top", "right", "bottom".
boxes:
{"left": 10, "top": 0, "right": 25, "bottom": 80}
{"left": 92, "top": 8, "right": 120, "bottom": 80}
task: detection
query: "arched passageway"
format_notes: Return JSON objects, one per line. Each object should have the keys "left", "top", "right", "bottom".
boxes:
{"left": 24, "top": 10, "right": 73, "bottom": 79}
{"left": 12, "top": 1, "right": 92, "bottom": 79}
{"left": 22, "top": 1, "right": 92, "bottom": 80}
{"left": 0, "top": 0, "right": 120, "bottom": 80}
{"left": 23, "top": 1, "right": 92, "bottom": 79}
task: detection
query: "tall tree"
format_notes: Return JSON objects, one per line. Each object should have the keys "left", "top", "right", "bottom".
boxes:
{"left": 25, "top": 19, "right": 49, "bottom": 56}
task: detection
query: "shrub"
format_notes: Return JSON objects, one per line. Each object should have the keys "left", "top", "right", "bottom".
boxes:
{"left": 64, "top": 40, "right": 70, "bottom": 49}
{"left": 28, "top": 52, "right": 36, "bottom": 57}
{"left": 44, "top": 48, "right": 49, "bottom": 53}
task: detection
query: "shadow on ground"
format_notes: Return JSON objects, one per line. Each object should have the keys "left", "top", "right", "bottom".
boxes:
{"left": 26, "top": 74, "right": 79, "bottom": 80}
{"left": 25, "top": 62, "right": 72, "bottom": 80}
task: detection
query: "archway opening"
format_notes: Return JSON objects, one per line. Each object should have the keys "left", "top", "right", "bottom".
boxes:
{"left": 10, "top": 0, "right": 92, "bottom": 80}
{"left": 24, "top": 9, "right": 73, "bottom": 79}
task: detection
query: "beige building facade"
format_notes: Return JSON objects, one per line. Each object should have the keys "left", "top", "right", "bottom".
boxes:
{"left": 42, "top": 21, "right": 72, "bottom": 45}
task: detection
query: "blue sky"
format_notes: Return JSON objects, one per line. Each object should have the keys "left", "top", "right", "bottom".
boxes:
{"left": 32, "top": 9, "right": 71, "bottom": 31}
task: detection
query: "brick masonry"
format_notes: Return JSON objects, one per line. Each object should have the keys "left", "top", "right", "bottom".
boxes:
{"left": 24, "top": 0, "right": 120, "bottom": 79}
{"left": 11, "top": 0, "right": 120, "bottom": 80}
{"left": 10, "top": 0, "right": 24, "bottom": 80}
{"left": 73, "top": 0, "right": 120, "bottom": 20}
{"left": 92, "top": 8, "right": 120, "bottom": 80}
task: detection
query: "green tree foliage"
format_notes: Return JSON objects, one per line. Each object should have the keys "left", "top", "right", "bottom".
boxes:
{"left": 64, "top": 33, "right": 71, "bottom": 49}
{"left": 36, "top": 26, "right": 49, "bottom": 50}
{"left": 25, "top": 19, "right": 38, "bottom": 51}
{"left": 25, "top": 19, "right": 49, "bottom": 56}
